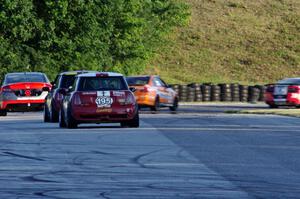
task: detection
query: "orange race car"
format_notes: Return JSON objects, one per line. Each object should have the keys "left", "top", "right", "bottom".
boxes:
{"left": 126, "top": 75, "right": 178, "bottom": 111}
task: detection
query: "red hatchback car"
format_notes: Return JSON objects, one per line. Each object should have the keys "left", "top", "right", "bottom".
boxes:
{"left": 59, "top": 72, "right": 139, "bottom": 128}
{"left": 0, "top": 72, "right": 51, "bottom": 116}
{"left": 265, "top": 78, "right": 300, "bottom": 108}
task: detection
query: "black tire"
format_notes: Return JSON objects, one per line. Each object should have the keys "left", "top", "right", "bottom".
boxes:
{"left": 170, "top": 98, "right": 178, "bottom": 111}
{"left": 269, "top": 104, "right": 278, "bottom": 109}
{"left": 43, "top": 105, "right": 50, "bottom": 122}
{"left": 121, "top": 112, "right": 139, "bottom": 128}
{"left": 0, "top": 109, "right": 7, "bottom": 117}
{"left": 59, "top": 110, "right": 66, "bottom": 128}
{"left": 150, "top": 96, "right": 160, "bottom": 111}
{"left": 65, "top": 107, "right": 78, "bottom": 129}
{"left": 50, "top": 103, "right": 59, "bottom": 123}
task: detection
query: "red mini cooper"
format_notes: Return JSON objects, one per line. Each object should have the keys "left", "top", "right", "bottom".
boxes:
{"left": 0, "top": 72, "right": 51, "bottom": 116}
{"left": 59, "top": 72, "right": 139, "bottom": 128}
{"left": 265, "top": 78, "right": 300, "bottom": 108}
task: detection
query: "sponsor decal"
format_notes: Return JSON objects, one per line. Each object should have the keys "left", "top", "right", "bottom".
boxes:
{"left": 113, "top": 91, "right": 125, "bottom": 96}
{"left": 96, "top": 108, "right": 112, "bottom": 113}
{"left": 97, "top": 91, "right": 110, "bottom": 97}
{"left": 82, "top": 92, "right": 96, "bottom": 95}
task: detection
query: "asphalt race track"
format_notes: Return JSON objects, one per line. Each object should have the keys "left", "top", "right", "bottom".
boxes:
{"left": 0, "top": 104, "right": 300, "bottom": 199}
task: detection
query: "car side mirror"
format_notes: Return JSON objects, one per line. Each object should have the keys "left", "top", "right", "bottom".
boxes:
{"left": 67, "top": 86, "right": 73, "bottom": 93}
{"left": 50, "top": 81, "right": 56, "bottom": 89}
{"left": 42, "top": 87, "right": 50, "bottom": 92}
{"left": 129, "top": 87, "right": 136, "bottom": 92}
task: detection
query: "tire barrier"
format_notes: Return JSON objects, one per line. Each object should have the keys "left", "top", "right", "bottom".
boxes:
{"left": 211, "top": 85, "right": 221, "bottom": 101}
{"left": 191, "top": 84, "right": 203, "bottom": 102}
{"left": 179, "top": 85, "right": 188, "bottom": 102}
{"left": 171, "top": 83, "right": 266, "bottom": 103}
{"left": 171, "top": 84, "right": 180, "bottom": 96}
{"left": 239, "top": 85, "right": 249, "bottom": 102}
{"left": 255, "top": 85, "right": 266, "bottom": 101}
{"left": 219, "top": 84, "right": 232, "bottom": 101}
{"left": 248, "top": 86, "right": 260, "bottom": 103}
{"left": 187, "top": 87, "right": 195, "bottom": 102}
{"left": 201, "top": 84, "right": 211, "bottom": 102}
{"left": 231, "top": 83, "right": 240, "bottom": 102}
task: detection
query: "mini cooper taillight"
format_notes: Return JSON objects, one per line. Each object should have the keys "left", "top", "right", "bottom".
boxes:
{"left": 118, "top": 92, "right": 135, "bottom": 105}
{"left": 73, "top": 93, "right": 82, "bottom": 105}
{"left": 125, "top": 93, "right": 135, "bottom": 105}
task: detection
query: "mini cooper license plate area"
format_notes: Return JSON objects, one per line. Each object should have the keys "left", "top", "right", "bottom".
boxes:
{"left": 95, "top": 91, "right": 113, "bottom": 108}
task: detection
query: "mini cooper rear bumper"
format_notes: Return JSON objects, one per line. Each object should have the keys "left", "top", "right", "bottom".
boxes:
{"left": 71, "top": 106, "right": 137, "bottom": 123}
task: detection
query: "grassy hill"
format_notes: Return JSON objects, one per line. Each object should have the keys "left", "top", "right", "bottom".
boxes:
{"left": 145, "top": 0, "right": 300, "bottom": 84}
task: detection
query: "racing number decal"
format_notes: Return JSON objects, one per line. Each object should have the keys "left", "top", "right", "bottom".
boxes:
{"left": 96, "top": 91, "right": 113, "bottom": 107}
{"left": 95, "top": 97, "right": 113, "bottom": 107}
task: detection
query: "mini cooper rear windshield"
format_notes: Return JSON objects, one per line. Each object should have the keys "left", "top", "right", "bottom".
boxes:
{"left": 4, "top": 73, "right": 48, "bottom": 84}
{"left": 277, "top": 78, "right": 300, "bottom": 85}
{"left": 126, "top": 76, "right": 150, "bottom": 85}
{"left": 78, "top": 77, "right": 128, "bottom": 91}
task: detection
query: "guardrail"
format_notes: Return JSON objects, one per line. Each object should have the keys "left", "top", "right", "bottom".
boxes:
{"left": 171, "top": 83, "right": 266, "bottom": 102}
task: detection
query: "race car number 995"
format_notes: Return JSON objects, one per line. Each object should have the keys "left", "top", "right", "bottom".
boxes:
{"left": 95, "top": 97, "right": 113, "bottom": 107}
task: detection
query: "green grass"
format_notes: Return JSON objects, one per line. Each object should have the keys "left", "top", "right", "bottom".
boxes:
{"left": 145, "top": 0, "right": 300, "bottom": 84}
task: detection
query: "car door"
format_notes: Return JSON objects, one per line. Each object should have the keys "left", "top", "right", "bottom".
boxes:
{"left": 160, "top": 78, "right": 175, "bottom": 105}
{"left": 152, "top": 77, "right": 172, "bottom": 104}
{"left": 46, "top": 75, "right": 60, "bottom": 108}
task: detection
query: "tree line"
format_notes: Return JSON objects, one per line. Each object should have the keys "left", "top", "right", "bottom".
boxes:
{"left": 0, "top": 0, "right": 189, "bottom": 80}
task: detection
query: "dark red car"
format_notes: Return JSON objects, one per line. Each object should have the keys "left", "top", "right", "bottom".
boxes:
{"left": 44, "top": 70, "right": 95, "bottom": 122}
{"left": 265, "top": 78, "right": 300, "bottom": 108}
{"left": 0, "top": 72, "right": 51, "bottom": 116}
{"left": 59, "top": 72, "right": 139, "bottom": 128}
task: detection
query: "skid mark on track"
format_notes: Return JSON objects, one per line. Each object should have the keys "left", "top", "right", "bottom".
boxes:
{"left": 99, "top": 191, "right": 112, "bottom": 199}
{"left": 34, "top": 189, "right": 67, "bottom": 199}
{"left": 129, "top": 148, "right": 168, "bottom": 169}
{"left": 90, "top": 150, "right": 120, "bottom": 156}
{"left": 22, "top": 176, "right": 60, "bottom": 183}
{"left": 3, "top": 152, "right": 45, "bottom": 161}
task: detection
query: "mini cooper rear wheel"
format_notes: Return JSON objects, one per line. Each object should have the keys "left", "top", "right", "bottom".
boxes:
{"left": 65, "top": 108, "right": 78, "bottom": 129}
{"left": 59, "top": 110, "right": 66, "bottom": 128}
{"left": 121, "top": 112, "right": 139, "bottom": 128}
{"left": 0, "top": 110, "right": 7, "bottom": 117}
